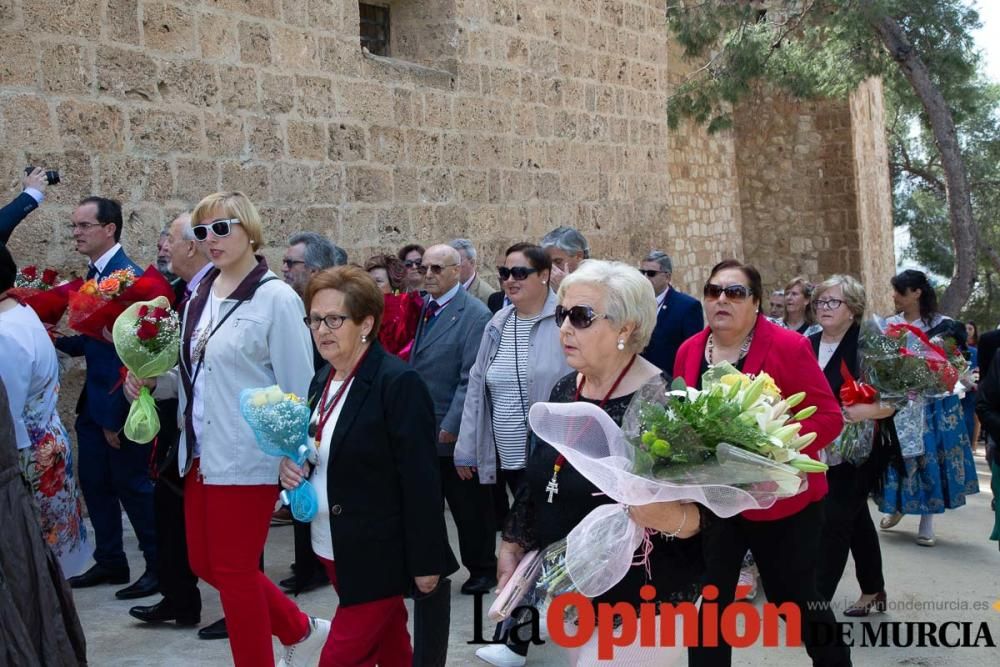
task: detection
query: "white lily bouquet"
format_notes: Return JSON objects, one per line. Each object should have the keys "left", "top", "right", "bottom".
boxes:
{"left": 526, "top": 362, "right": 822, "bottom": 601}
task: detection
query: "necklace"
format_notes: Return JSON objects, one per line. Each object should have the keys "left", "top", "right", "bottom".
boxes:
{"left": 706, "top": 327, "right": 755, "bottom": 365}
{"left": 191, "top": 293, "right": 220, "bottom": 365}
{"left": 545, "top": 354, "right": 637, "bottom": 503}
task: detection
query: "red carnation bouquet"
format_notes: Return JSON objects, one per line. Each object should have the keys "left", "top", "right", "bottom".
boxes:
{"left": 7, "top": 265, "right": 84, "bottom": 326}
{"left": 113, "top": 296, "right": 181, "bottom": 443}
{"left": 67, "top": 266, "right": 174, "bottom": 341}
{"left": 380, "top": 291, "right": 423, "bottom": 360}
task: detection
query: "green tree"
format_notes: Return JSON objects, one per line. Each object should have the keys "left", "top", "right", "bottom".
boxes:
{"left": 667, "top": 0, "right": 983, "bottom": 315}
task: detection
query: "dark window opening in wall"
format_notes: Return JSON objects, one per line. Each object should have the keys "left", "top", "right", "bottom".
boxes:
{"left": 360, "top": 3, "right": 390, "bottom": 56}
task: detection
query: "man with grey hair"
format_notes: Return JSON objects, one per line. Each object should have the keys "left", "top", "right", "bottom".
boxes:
{"left": 282, "top": 231, "right": 346, "bottom": 296}
{"left": 639, "top": 250, "right": 703, "bottom": 373}
{"left": 540, "top": 225, "right": 589, "bottom": 290}
{"left": 156, "top": 225, "right": 178, "bottom": 283}
{"left": 449, "top": 238, "right": 495, "bottom": 306}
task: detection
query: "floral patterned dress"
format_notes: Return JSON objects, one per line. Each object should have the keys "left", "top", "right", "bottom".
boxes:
{"left": 876, "top": 314, "right": 980, "bottom": 515}
{"left": 0, "top": 302, "right": 90, "bottom": 577}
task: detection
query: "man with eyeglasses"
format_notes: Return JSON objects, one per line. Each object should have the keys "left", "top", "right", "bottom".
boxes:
{"left": 638, "top": 250, "right": 704, "bottom": 374}
{"left": 55, "top": 197, "right": 160, "bottom": 602}
{"left": 0, "top": 167, "right": 49, "bottom": 245}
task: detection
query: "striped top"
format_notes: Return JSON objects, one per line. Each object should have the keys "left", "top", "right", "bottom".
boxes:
{"left": 486, "top": 310, "right": 541, "bottom": 470}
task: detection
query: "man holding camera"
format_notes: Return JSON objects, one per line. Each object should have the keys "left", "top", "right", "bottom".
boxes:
{"left": 0, "top": 167, "right": 54, "bottom": 244}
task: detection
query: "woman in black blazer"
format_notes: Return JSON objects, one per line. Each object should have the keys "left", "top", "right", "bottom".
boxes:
{"left": 280, "top": 265, "right": 454, "bottom": 666}
{"left": 809, "top": 275, "right": 895, "bottom": 617}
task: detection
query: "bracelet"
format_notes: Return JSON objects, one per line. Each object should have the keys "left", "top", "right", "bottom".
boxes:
{"left": 661, "top": 505, "right": 689, "bottom": 540}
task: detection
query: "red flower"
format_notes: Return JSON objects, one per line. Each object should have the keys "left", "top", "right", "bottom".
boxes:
{"left": 41, "top": 268, "right": 58, "bottom": 285}
{"left": 151, "top": 306, "right": 169, "bottom": 320}
{"left": 22, "top": 265, "right": 37, "bottom": 280}
{"left": 38, "top": 461, "right": 66, "bottom": 497}
{"left": 137, "top": 320, "right": 159, "bottom": 340}
{"left": 138, "top": 305, "right": 150, "bottom": 317}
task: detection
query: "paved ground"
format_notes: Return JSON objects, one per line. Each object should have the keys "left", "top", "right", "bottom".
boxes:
{"left": 74, "top": 451, "right": 999, "bottom": 666}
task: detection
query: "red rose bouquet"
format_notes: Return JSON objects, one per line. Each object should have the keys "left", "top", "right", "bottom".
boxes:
{"left": 6, "top": 266, "right": 83, "bottom": 326}
{"left": 67, "top": 266, "right": 174, "bottom": 340}
{"left": 113, "top": 296, "right": 181, "bottom": 443}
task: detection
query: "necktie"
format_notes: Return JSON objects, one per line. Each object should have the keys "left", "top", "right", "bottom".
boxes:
{"left": 423, "top": 301, "right": 440, "bottom": 332}
{"left": 86, "top": 264, "right": 98, "bottom": 280}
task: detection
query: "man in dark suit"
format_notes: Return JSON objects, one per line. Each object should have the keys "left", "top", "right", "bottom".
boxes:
{"left": 128, "top": 212, "right": 211, "bottom": 629}
{"left": 409, "top": 244, "right": 496, "bottom": 594}
{"left": 0, "top": 167, "right": 49, "bottom": 244}
{"left": 640, "top": 250, "right": 704, "bottom": 373}
{"left": 55, "top": 197, "right": 158, "bottom": 600}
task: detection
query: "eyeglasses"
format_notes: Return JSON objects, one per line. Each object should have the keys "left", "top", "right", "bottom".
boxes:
{"left": 403, "top": 259, "right": 422, "bottom": 269}
{"left": 555, "top": 304, "right": 609, "bottom": 329}
{"left": 815, "top": 298, "right": 845, "bottom": 311}
{"left": 67, "top": 221, "right": 108, "bottom": 231}
{"left": 639, "top": 269, "right": 666, "bottom": 277}
{"left": 497, "top": 266, "right": 538, "bottom": 282}
{"left": 303, "top": 313, "right": 350, "bottom": 331}
{"left": 703, "top": 283, "right": 752, "bottom": 302}
{"left": 191, "top": 218, "right": 242, "bottom": 241}
{"left": 282, "top": 258, "right": 307, "bottom": 268}
{"left": 416, "top": 262, "right": 458, "bottom": 276}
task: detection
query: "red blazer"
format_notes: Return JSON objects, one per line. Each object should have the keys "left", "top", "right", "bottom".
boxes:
{"left": 673, "top": 314, "right": 843, "bottom": 521}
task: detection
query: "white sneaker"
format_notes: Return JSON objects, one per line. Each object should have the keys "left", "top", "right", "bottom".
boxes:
{"left": 736, "top": 567, "right": 758, "bottom": 601}
{"left": 475, "top": 644, "right": 527, "bottom": 667}
{"left": 277, "top": 616, "right": 331, "bottom": 667}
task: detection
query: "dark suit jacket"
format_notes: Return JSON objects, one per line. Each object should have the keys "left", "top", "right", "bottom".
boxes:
{"left": 0, "top": 192, "right": 39, "bottom": 245}
{"left": 487, "top": 290, "right": 505, "bottom": 314}
{"left": 977, "top": 329, "right": 1000, "bottom": 380}
{"left": 152, "top": 278, "right": 187, "bottom": 491}
{"left": 642, "top": 287, "right": 703, "bottom": 373}
{"left": 306, "top": 343, "right": 456, "bottom": 606}
{"left": 410, "top": 288, "right": 491, "bottom": 455}
{"left": 54, "top": 247, "right": 142, "bottom": 431}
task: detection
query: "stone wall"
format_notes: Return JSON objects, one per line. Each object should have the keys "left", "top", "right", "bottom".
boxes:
{"left": 0, "top": 0, "right": 676, "bottom": 278}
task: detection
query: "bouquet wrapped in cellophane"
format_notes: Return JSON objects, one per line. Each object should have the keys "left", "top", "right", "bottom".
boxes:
{"left": 113, "top": 297, "right": 180, "bottom": 444}
{"left": 239, "top": 386, "right": 318, "bottom": 522}
{"left": 7, "top": 265, "right": 83, "bottom": 328}
{"left": 858, "top": 317, "right": 969, "bottom": 457}
{"left": 525, "top": 363, "right": 821, "bottom": 602}
{"left": 67, "top": 266, "right": 174, "bottom": 341}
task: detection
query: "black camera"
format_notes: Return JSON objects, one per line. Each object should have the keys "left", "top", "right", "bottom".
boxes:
{"left": 24, "top": 166, "right": 60, "bottom": 185}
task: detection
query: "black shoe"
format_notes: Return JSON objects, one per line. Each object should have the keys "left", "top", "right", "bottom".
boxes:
{"left": 460, "top": 575, "right": 497, "bottom": 595}
{"left": 279, "top": 568, "right": 330, "bottom": 594}
{"left": 198, "top": 617, "right": 228, "bottom": 640}
{"left": 129, "top": 599, "right": 201, "bottom": 626}
{"left": 68, "top": 563, "right": 130, "bottom": 589}
{"left": 115, "top": 571, "right": 159, "bottom": 600}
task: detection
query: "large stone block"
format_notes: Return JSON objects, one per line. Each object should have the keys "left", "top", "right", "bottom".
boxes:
{"left": 328, "top": 123, "right": 367, "bottom": 162}
{"left": 311, "top": 164, "right": 344, "bottom": 205}
{"left": 238, "top": 21, "right": 272, "bottom": 65}
{"left": 130, "top": 109, "right": 203, "bottom": 154}
{"left": 295, "top": 75, "right": 335, "bottom": 118}
{"left": 270, "top": 26, "right": 318, "bottom": 69}
{"left": 25, "top": 0, "right": 102, "bottom": 38}
{"left": 287, "top": 121, "right": 327, "bottom": 161}
{"left": 56, "top": 100, "right": 126, "bottom": 152}
{"left": 157, "top": 61, "right": 219, "bottom": 107}
{"left": 40, "top": 43, "right": 92, "bottom": 95}
{"left": 369, "top": 126, "right": 404, "bottom": 164}
{"left": 143, "top": 2, "right": 197, "bottom": 54}
{"left": 0, "top": 34, "right": 38, "bottom": 87}
{"left": 96, "top": 47, "right": 158, "bottom": 101}
{"left": 204, "top": 112, "right": 245, "bottom": 157}
{"left": 260, "top": 73, "right": 296, "bottom": 115}
{"left": 270, "top": 161, "right": 314, "bottom": 202}
{"left": 246, "top": 116, "right": 284, "bottom": 160}
{"left": 199, "top": 12, "right": 241, "bottom": 61}
{"left": 346, "top": 166, "right": 392, "bottom": 203}
{"left": 405, "top": 130, "right": 441, "bottom": 166}
{"left": 1, "top": 95, "right": 59, "bottom": 151}
{"left": 98, "top": 155, "right": 172, "bottom": 205}
{"left": 220, "top": 161, "right": 270, "bottom": 200}
{"left": 174, "top": 157, "right": 221, "bottom": 203}
{"left": 105, "top": 0, "right": 141, "bottom": 44}
{"left": 205, "top": 0, "right": 280, "bottom": 21}
{"left": 22, "top": 150, "right": 93, "bottom": 207}
{"left": 218, "top": 65, "right": 259, "bottom": 110}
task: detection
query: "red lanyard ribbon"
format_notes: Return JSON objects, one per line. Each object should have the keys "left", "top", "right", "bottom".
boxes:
{"left": 314, "top": 346, "right": 371, "bottom": 446}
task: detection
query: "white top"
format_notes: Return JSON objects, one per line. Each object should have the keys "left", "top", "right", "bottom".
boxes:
{"left": 817, "top": 341, "right": 839, "bottom": 370}
{"left": 0, "top": 304, "right": 60, "bottom": 449}
{"left": 656, "top": 286, "right": 669, "bottom": 308}
{"left": 310, "top": 377, "right": 353, "bottom": 561}
{"left": 189, "top": 291, "right": 222, "bottom": 458}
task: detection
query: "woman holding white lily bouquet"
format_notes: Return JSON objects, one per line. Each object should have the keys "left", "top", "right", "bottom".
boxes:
{"left": 487, "top": 260, "right": 705, "bottom": 667}
{"left": 674, "top": 259, "right": 850, "bottom": 667}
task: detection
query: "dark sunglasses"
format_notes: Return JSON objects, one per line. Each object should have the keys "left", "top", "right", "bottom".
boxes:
{"left": 639, "top": 269, "right": 666, "bottom": 277}
{"left": 497, "top": 266, "right": 538, "bottom": 282}
{"left": 403, "top": 259, "right": 422, "bottom": 269}
{"left": 554, "top": 305, "right": 609, "bottom": 329}
{"left": 192, "top": 218, "right": 242, "bottom": 241}
{"left": 703, "top": 283, "right": 753, "bottom": 301}
{"left": 416, "top": 262, "right": 458, "bottom": 276}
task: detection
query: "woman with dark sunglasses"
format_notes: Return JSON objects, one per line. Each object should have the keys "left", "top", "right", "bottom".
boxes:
{"left": 397, "top": 243, "right": 425, "bottom": 293}
{"left": 490, "top": 259, "right": 704, "bottom": 665}
{"left": 126, "top": 191, "right": 326, "bottom": 666}
{"left": 674, "top": 259, "right": 850, "bottom": 667}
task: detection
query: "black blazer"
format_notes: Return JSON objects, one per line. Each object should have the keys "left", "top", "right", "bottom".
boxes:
{"left": 151, "top": 279, "right": 187, "bottom": 493}
{"left": 305, "top": 342, "right": 456, "bottom": 606}
{"left": 809, "top": 323, "right": 861, "bottom": 397}
{"left": 641, "top": 288, "right": 704, "bottom": 373}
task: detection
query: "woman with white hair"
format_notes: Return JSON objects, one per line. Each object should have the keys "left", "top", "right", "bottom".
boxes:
{"left": 488, "top": 259, "right": 705, "bottom": 666}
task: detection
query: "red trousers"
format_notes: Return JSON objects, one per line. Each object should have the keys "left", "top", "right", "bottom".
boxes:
{"left": 185, "top": 461, "right": 309, "bottom": 666}
{"left": 316, "top": 556, "right": 412, "bottom": 667}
